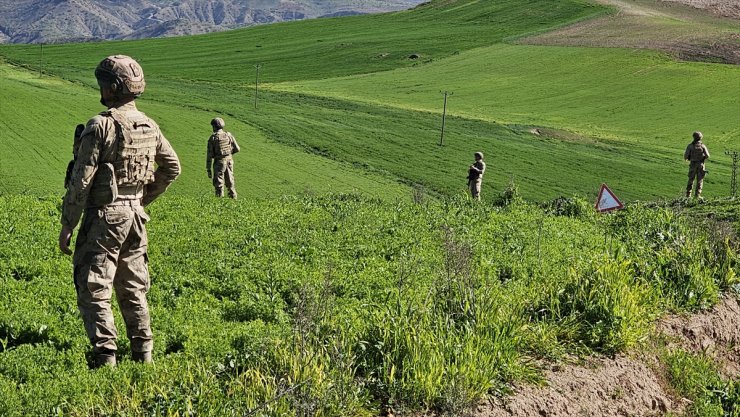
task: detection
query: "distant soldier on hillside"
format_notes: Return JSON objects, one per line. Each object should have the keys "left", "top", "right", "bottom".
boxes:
{"left": 684, "top": 131, "right": 710, "bottom": 199}
{"left": 58, "top": 55, "right": 180, "bottom": 368}
{"left": 206, "top": 117, "right": 240, "bottom": 199}
{"left": 467, "top": 151, "right": 486, "bottom": 200}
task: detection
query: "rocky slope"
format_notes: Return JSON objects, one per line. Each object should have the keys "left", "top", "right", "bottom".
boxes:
{"left": 0, "top": 0, "right": 425, "bottom": 44}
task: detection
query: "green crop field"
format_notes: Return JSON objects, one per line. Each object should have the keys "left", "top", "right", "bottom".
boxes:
{"left": 0, "top": 0, "right": 738, "bottom": 415}
{"left": 1, "top": 194, "right": 737, "bottom": 416}
{"left": 0, "top": 60, "right": 410, "bottom": 198}
{"left": 1, "top": 0, "right": 737, "bottom": 201}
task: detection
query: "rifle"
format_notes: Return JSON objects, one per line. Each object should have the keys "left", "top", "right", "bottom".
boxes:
{"left": 64, "top": 124, "right": 85, "bottom": 188}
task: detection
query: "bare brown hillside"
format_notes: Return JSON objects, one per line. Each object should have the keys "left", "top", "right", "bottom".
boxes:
{"left": 520, "top": 0, "right": 740, "bottom": 64}
{"left": 662, "top": 0, "right": 740, "bottom": 19}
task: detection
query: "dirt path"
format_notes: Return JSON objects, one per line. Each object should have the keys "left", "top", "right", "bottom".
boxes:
{"left": 594, "top": 0, "right": 674, "bottom": 17}
{"left": 479, "top": 295, "right": 739, "bottom": 417}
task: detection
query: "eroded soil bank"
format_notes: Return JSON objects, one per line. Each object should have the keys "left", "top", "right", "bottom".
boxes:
{"left": 480, "top": 295, "right": 739, "bottom": 417}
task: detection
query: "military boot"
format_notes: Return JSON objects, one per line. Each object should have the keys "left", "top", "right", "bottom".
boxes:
{"left": 132, "top": 351, "right": 153, "bottom": 364}
{"left": 93, "top": 349, "right": 117, "bottom": 368}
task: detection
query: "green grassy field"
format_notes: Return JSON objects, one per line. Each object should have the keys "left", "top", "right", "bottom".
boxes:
{"left": 1, "top": 0, "right": 736, "bottom": 201}
{"left": 0, "top": 194, "right": 736, "bottom": 416}
{"left": 0, "top": 61, "right": 410, "bottom": 198}
{"left": 0, "top": 0, "right": 738, "bottom": 415}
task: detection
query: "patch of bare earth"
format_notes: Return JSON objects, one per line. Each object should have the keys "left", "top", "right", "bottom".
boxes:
{"left": 519, "top": 0, "right": 740, "bottom": 64}
{"left": 657, "top": 295, "right": 740, "bottom": 378}
{"left": 661, "top": 0, "right": 740, "bottom": 19}
{"left": 477, "top": 296, "right": 739, "bottom": 417}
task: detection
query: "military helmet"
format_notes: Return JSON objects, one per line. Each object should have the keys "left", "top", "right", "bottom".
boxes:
{"left": 692, "top": 131, "right": 703, "bottom": 141}
{"left": 474, "top": 151, "right": 484, "bottom": 159}
{"left": 95, "top": 55, "right": 146, "bottom": 97}
{"left": 211, "top": 117, "right": 225, "bottom": 129}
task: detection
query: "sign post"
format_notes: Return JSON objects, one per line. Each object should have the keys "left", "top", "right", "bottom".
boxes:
{"left": 595, "top": 183, "right": 624, "bottom": 213}
{"left": 595, "top": 183, "right": 623, "bottom": 252}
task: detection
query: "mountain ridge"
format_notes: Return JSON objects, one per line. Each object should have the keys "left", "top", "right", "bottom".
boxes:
{"left": 0, "top": 0, "right": 425, "bottom": 44}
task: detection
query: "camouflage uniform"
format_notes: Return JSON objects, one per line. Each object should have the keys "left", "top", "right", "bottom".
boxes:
{"left": 467, "top": 152, "right": 486, "bottom": 200}
{"left": 206, "top": 119, "right": 240, "bottom": 198}
{"left": 61, "top": 56, "right": 180, "bottom": 367}
{"left": 684, "top": 132, "right": 710, "bottom": 198}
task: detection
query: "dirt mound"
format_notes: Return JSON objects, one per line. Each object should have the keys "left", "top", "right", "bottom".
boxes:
{"left": 657, "top": 295, "right": 740, "bottom": 378}
{"left": 479, "top": 356, "right": 678, "bottom": 417}
{"left": 480, "top": 295, "right": 740, "bottom": 417}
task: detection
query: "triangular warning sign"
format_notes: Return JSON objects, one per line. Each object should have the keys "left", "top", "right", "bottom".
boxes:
{"left": 595, "top": 184, "right": 624, "bottom": 213}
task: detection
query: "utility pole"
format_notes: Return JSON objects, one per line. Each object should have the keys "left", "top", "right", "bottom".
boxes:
{"left": 439, "top": 91, "right": 452, "bottom": 146}
{"left": 254, "top": 63, "right": 262, "bottom": 109}
{"left": 39, "top": 43, "right": 43, "bottom": 77}
{"left": 726, "top": 150, "right": 739, "bottom": 198}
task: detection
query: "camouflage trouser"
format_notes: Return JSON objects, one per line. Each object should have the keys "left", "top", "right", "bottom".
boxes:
{"left": 73, "top": 203, "right": 152, "bottom": 355}
{"left": 213, "top": 158, "right": 236, "bottom": 198}
{"left": 469, "top": 178, "right": 482, "bottom": 200}
{"left": 686, "top": 161, "right": 706, "bottom": 197}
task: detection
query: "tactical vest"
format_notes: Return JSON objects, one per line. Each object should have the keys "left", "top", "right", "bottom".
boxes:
{"left": 211, "top": 131, "right": 232, "bottom": 158}
{"left": 472, "top": 161, "right": 485, "bottom": 179}
{"left": 106, "top": 109, "right": 158, "bottom": 186}
{"left": 688, "top": 141, "right": 707, "bottom": 162}
{"left": 87, "top": 109, "right": 158, "bottom": 206}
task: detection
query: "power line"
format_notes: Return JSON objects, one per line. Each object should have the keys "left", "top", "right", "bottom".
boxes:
{"left": 253, "top": 63, "right": 263, "bottom": 109}
{"left": 726, "top": 150, "right": 739, "bottom": 198}
{"left": 439, "top": 91, "right": 452, "bottom": 146}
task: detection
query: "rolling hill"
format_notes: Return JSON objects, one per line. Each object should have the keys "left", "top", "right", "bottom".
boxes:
{"left": 0, "top": 0, "right": 425, "bottom": 44}
{"left": 0, "top": 0, "right": 737, "bottom": 202}
{"left": 0, "top": 1, "right": 738, "bottom": 416}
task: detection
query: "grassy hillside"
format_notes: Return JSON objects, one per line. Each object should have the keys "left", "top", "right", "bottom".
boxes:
{"left": 0, "top": 60, "right": 410, "bottom": 198}
{"left": 0, "top": 194, "right": 736, "bottom": 416}
{"left": 267, "top": 44, "right": 740, "bottom": 199}
{"left": 0, "top": 1, "right": 738, "bottom": 414}
{"left": 1, "top": 0, "right": 736, "bottom": 201}
{"left": 0, "top": 0, "right": 606, "bottom": 84}
{"left": 270, "top": 44, "right": 740, "bottom": 146}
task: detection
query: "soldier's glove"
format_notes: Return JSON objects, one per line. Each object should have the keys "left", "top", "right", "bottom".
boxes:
{"left": 207, "top": 170, "right": 212, "bottom": 179}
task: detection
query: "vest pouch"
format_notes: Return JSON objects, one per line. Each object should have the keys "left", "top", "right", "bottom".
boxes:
{"left": 89, "top": 163, "right": 119, "bottom": 207}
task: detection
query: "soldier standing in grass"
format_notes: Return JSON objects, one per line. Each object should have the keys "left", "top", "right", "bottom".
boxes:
{"left": 58, "top": 55, "right": 180, "bottom": 368}
{"left": 684, "top": 131, "right": 710, "bottom": 199}
{"left": 467, "top": 151, "right": 486, "bottom": 200}
{"left": 206, "top": 117, "right": 240, "bottom": 199}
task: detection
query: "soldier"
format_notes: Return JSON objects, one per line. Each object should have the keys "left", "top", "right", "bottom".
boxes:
{"left": 58, "top": 55, "right": 180, "bottom": 368}
{"left": 684, "top": 131, "right": 710, "bottom": 199}
{"left": 467, "top": 151, "right": 486, "bottom": 200}
{"left": 206, "top": 117, "right": 240, "bottom": 198}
